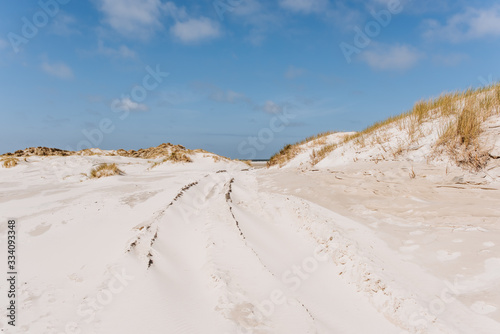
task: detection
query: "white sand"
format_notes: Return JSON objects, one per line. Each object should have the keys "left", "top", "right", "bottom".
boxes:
{"left": 1, "top": 144, "right": 499, "bottom": 333}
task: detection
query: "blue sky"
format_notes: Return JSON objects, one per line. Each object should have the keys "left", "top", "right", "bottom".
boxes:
{"left": 1, "top": 0, "right": 500, "bottom": 159}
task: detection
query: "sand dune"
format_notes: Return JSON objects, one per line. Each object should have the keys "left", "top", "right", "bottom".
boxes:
{"left": 1, "top": 144, "right": 499, "bottom": 333}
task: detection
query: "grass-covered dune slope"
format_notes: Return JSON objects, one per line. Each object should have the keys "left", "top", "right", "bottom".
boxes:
{"left": 269, "top": 83, "right": 500, "bottom": 171}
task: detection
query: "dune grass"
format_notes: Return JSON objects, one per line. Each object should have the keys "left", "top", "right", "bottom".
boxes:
{"left": 270, "top": 82, "right": 500, "bottom": 168}
{"left": 1, "top": 158, "right": 19, "bottom": 168}
{"left": 336, "top": 83, "right": 500, "bottom": 169}
{"left": 150, "top": 150, "right": 193, "bottom": 168}
{"left": 267, "top": 131, "right": 335, "bottom": 167}
{"left": 342, "top": 89, "right": 486, "bottom": 145}
{"left": 436, "top": 98, "right": 495, "bottom": 170}
{"left": 268, "top": 144, "right": 297, "bottom": 167}
{"left": 166, "top": 150, "right": 193, "bottom": 163}
{"left": 310, "top": 143, "right": 339, "bottom": 166}
{"left": 90, "top": 163, "right": 124, "bottom": 178}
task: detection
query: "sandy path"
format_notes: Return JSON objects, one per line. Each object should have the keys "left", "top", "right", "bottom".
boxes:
{"left": 2, "top": 157, "right": 499, "bottom": 333}
{"left": 95, "top": 170, "right": 401, "bottom": 333}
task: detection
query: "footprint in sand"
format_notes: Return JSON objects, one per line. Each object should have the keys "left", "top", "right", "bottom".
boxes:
{"left": 471, "top": 301, "right": 497, "bottom": 314}
{"left": 436, "top": 250, "right": 461, "bottom": 261}
{"left": 483, "top": 241, "right": 495, "bottom": 248}
{"left": 452, "top": 239, "right": 463, "bottom": 243}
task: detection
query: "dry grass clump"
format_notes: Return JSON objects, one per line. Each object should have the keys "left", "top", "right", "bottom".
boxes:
{"left": 409, "top": 167, "right": 416, "bottom": 179}
{"left": 1, "top": 147, "right": 71, "bottom": 158}
{"left": 150, "top": 150, "right": 193, "bottom": 168}
{"left": 192, "top": 148, "right": 210, "bottom": 154}
{"left": 79, "top": 149, "right": 104, "bottom": 156}
{"left": 342, "top": 113, "right": 407, "bottom": 147}
{"left": 310, "top": 144, "right": 338, "bottom": 166}
{"left": 114, "top": 143, "right": 191, "bottom": 159}
{"left": 90, "top": 163, "right": 124, "bottom": 178}
{"left": 268, "top": 144, "right": 301, "bottom": 167}
{"left": 211, "top": 155, "right": 226, "bottom": 163}
{"left": 436, "top": 103, "right": 492, "bottom": 170}
{"left": 412, "top": 100, "right": 430, "bottom": 122}
{"left": 434, "top": 94, "right": 455, "bottom": 117}
{"left": 166, "top": 150, "right": 193, "bottom": 163}
{"left": 268, "top": 132, "right": 335, "bottom": 167}
{"left": 2, "top": 158, "right": 19, "bottom": 168}
{"left": 392, "top": 143, "right": 405, "bottom": 159}
{"left": 456, "top": 108, "right": 483, "bottom": 146}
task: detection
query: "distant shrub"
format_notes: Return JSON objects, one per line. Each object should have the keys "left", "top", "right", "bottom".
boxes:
{"left": 166, "top": 151, "right": 192, "bottom": 163}
{"left": 150, "top": 150, "right": 193, "bottom": 168}
{"left": 90, "top": 163, "right": 124, "bottom": 178}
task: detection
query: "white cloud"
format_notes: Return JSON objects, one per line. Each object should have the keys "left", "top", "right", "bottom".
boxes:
{"left": 96, "top": 1, "right": 221, "bottom": 44}
{"left": 163, "top": 1, "right": 188, "bottom": 21}
{"left": 360, "top": 44, "right": 423, "bottom": 71}
{"left": 262, "top": 101, "right": 284, "bottom": 114}
{"left": 50, "top": 13, "right": 80, "bottom": 36}
{"left": 97, "top": 41, "right": 136, "bottom": 59}
{"left": 170, "top": 18, "right": 221, "bottom": 43}
{"left": 96, "top": 0, "right": 164, "bottom": 39}
{"left": 97, "top": 0, "right": 222, "bottom": 43}
{"left": 112, "top": 97, "right": 148, "bottom": 112}
{"left": 279, "top": 0, "right": 328, "bottom": 14}
{"left": 285, "top": 66, "right": 306, "bottom": 79}
{"left": 41, "top": 61, "right": 74, "bottom": 79}
{"left": 423, "top": 5, "right": 500, "bottom": 42}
